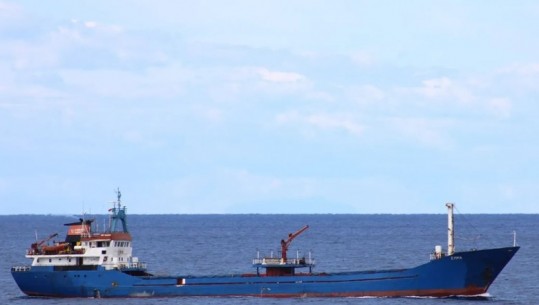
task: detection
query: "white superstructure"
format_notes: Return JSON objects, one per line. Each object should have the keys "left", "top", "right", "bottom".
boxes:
{"left": 25, "top": 189, "right": 145, "bottom": 271}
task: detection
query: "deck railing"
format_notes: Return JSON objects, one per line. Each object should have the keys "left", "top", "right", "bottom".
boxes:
{"left": 118, "top": 261, "right": 147, "bottom": 270}
{"left": 11, "top": 266, "right": 31, "bottom": 272}
{"left": 253, "top": 257, "right": 315, "bottom": 265}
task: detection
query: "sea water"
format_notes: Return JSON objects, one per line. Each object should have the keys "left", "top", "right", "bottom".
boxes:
{"left": 1, "top": 214, "right": 537, "bottom": 304}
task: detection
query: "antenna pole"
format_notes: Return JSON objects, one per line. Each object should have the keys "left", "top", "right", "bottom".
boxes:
{"left": 446, "top": 203, "right": 455, "bottom": 256}
{"left": 116, "top": 187, "right": 121, "bottom": 208}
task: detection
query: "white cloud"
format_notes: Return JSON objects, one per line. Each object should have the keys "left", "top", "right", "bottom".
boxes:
{"left": 347, "top": 85, "right": 385, "bottom": 105}
{"left": 5, "top": 40, "right": 60, "bottom": 70}
{"left": 206, "top": 66, "right": 315, "bottom": 100}
{"left": 2, "top": 2, "right": 539, "bottom": 215}
{"left": 257, "top": 68, "right": 305, "bottom": 83}
{"left": 69, "top": 19, "right": 123, "bottom": 34}
{"left": 149, "top": 170, "right": 294, "bottom": 213}
{"left": 417, "top": 77, "right": 474, "bottom": 104}
{"left": 394, "top": 75, "right": 516, "bottom": 120}
{"left": 1, "top": 18, "right": 129, "bottom": 72}
{"left": 194, "top": 106, "right": 224, "bottom": 123}
{"left": 84, "top": 21, "right": 98, "bottom": 29}
{"left": 486, "top": 98, "right": 512, "bottom": 118}
{"left": 500, "top": 63, "right": 539, "bottom": 76}
{"left": 147, "top": 169, "right": 428, "bottom": 214}
{"left": 307, "top": 114, "right": 364, "bottom": 136}
{"left": 58, "top": 64, "right": 188, "bottom": 99}
{"left": 498, "top": 183, "right": 515, "bottom": 200}
{"left": 0, "top": 62, "right": 67, "bottom": 102}
{"left": 387, "top": 117, "right": 455, "bottom": 149}
{"left": 277, "top": 111, "right": 364, "bottom": 136}
{"left": 350, "top": 51, "right": 375, "bottom": 66}
{"left": 497, "top": 62, "right": 539, "bottom": 91}
{"left": 0, "top": 1, "right": 23, "bottom": 25}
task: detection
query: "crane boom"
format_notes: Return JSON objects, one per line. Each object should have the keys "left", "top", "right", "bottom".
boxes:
{"left": 281, "top": 225, "right": 309, "bottom": 261}
{"left": 38, "top": 233, "right": 58, "bottom": 246}
{"left": 30, "top": 233, "right": 59, "bottom": 254}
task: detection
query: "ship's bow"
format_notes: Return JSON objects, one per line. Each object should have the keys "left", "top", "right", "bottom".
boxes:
{"left": 461, "top": 246, "right": 519, "bottom": 293}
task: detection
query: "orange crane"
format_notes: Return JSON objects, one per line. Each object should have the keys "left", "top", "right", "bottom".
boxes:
{"left": 280, "top": 225, "right": 309, "bottom": 261}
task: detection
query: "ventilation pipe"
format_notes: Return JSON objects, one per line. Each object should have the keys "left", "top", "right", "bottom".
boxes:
{"left": 446, "top": 203, "right": 455, "bottom": 256}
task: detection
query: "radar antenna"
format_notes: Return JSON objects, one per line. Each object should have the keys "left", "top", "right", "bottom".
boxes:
{"left": 116, "top": 187, "right": 122, "bottom": 208}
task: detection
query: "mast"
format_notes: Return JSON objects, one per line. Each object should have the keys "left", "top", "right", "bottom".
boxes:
{"left": 446, "top": 203, "right": 455, "bottom": 256}
{"left": 109, "top": 188, "right": 128, "bottom": 233}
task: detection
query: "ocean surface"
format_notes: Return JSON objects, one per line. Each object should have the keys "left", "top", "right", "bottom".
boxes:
{"left": 1, "top": 213, "right": 537, "bottom": 304}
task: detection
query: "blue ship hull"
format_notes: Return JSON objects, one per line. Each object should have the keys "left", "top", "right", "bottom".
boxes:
{"left": 12, "top": 246, "right": 518, "bottom": 298}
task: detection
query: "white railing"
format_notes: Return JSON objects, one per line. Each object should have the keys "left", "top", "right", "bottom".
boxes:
{"left": 253, "top": 257, "right": 315, "bottom": 265}
{"left": 119, "top": 262, "right": 147, "bottom": 270}
{"left": 11, "top": 266, "right": 31, "bottom": 272}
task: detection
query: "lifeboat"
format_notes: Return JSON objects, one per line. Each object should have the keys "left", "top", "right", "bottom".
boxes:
{"left": 42, "top": 243, "right": 70, "bottom": 254}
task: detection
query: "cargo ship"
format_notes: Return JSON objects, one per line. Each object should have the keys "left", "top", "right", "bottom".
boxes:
{"left": 11, "top": 190, "right": 519, "bottom": 298}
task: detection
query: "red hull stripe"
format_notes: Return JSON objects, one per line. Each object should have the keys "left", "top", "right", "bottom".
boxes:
{"left": 24, "top": 287, "right": 487, "bottom": 298}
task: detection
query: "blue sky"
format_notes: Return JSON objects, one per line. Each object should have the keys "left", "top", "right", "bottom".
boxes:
{"left": 1, "top": 1, "right": 538, "bottom": 214}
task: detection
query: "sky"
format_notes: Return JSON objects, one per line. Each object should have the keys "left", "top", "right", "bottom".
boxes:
{"left": 1, "top": 1, "right": 538, "bottom": 214}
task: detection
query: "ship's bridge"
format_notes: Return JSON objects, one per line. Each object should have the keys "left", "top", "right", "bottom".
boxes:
{"left": 25, "top": 189, "right": 146, "bottom": 271}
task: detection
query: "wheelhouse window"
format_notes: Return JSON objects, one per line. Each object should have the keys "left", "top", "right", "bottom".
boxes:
{"left": 96, "top": 241, "right": 110, "bottom": 248}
